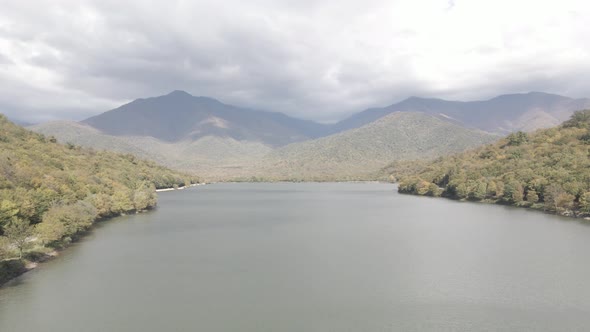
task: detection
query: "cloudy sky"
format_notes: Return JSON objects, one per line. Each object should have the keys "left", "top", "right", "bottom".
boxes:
{"left": 1, "top": 0, "right": 589, "bottom": 123}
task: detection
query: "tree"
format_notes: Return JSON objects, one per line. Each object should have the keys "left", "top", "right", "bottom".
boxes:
{"left": 562, "top": 109, "right": 590, "bottom": 128}
{"left": 494, "top": 181, "right": 505, "bottom": 200}
{"left": 111, "top": 190, "right": 135, "bottom": 213}
{"left": 0, "top": 200, "right": 19, "bottom": 231}
{"left": 0, "top": 236, "right": 9, "bottom": 260}
{"left": 42, "top": 202, "right": 97, "bottom": 240}
{"left": 471, "top": 180, "right": 487, "bottom": 200}
{"left": 88, "top": 193, "right": 113, "bottom": 218}
{"left": 486, "top": 181, "right": 498, "bottom": 198}
{"left": 544, "top": 184, "right": 574, "bottom": 213}
{"left": 579, "top": 192, "right": 590, "bottom": 214}
{"left": 427, "top": 183, "right": 442, "bottom": 197}
{"left": 526, "top": 189, "right": 539, "bottom": 204}
{"left": 36, "top": 216, "right": 66, "bottom": 245}
{"left": 133, "top": 182, "right": 157, "bottom": 211}
{"left": 415, "top": 180, "right": 431, "bottom": 195}
{"left": 506, "top": 131, "right": 528, "bottom": 146}
{"left": 4, "top": 218, "right": 34, "bottom": 259}
{"left": 503, "top": 180, "right": 524, "bottom": 204}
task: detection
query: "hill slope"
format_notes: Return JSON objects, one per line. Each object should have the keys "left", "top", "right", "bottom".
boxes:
{"left": 334, "top": 92, "right": 590, "bottom": 134}
{"left": 30, "top": 121, "right": 272, "bottom": 180}
{"left": 83, "top": 90, "right": 330, "bottom": 146}
{"left": 396, "top": 110, "right": 590, "bottom": 218}
{"left": 0, "top": 114, "right": 195, "bottom": 281}
{"left": 259, "top": 112, "right": 499, "bottom": 180}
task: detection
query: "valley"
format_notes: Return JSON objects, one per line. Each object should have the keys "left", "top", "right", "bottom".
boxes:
{"left": 3, "top": 2, "right": 590, "bottom": 330}
{"left": 29, "top": 90, "right": 590, "bottom": 182}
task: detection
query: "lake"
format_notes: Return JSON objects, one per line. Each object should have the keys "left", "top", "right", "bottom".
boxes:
{"left": 1, "top": 183, "right": 590, "bottom": 331}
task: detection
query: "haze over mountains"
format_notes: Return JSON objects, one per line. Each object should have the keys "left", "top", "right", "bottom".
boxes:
{"left": 31, "top": 90, "right": 590, "bottom": 181}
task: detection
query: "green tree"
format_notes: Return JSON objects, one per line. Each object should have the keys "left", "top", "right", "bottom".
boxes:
{"left": 132, "top": 182, "right": 157, "bottom": 211}
{"left": 427, "top": 183, "right": 442, "bottom": 197}
{"left": 562, "top": 109, "right": 590, "bottom": 128}
{"left": 504, "top": 180, "right": 524, "bottom": 204}
{"left": 0, "top": 236, "right": 10, "bottom": 260}
{"left": 544, "top": 184, "right": 574, "bottom": 213}
{"left": 88, "top": 193, "right": 113, "bottom": 218}
{"left": 36, "top": 216, "right": 66, "bottom": 245}
{"left": 526, "top": 189, "right": 539, "bottom": 204}
{"left": 486, "top": 181, "right": 498, "bottom": 198}
{"left": 579, "top": 192, "right": 590, "bottom": 214}
{"left": 494, "top": 181, "right": 505, "bottom": 200}
{"left": 0, "top": 200, "right": 19, "bottom": 230}
{"left": 112, "top": 190, "right": 135, "bottom": 213}
{"left": 506, "top": 131, "right": 528, "bottom": 146}
{"left": 471, "top": 180, "right": 487, "bottom": 200}
{"left": 4, "top": 218, "right": 34, "bottom": 259}
{"left": 42, "top": 202, "right": 97, "bottom": 239}
{"left": 415, "top": 180, "right": 431, "bottom": 196}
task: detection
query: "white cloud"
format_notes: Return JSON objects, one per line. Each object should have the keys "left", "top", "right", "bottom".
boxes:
{"left": 0, "top": 0, "right": 589, "bottom": 122}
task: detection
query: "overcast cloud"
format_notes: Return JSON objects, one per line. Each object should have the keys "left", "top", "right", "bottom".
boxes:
{"left": 1, "top": 0, "right": 589, "bottom": 123}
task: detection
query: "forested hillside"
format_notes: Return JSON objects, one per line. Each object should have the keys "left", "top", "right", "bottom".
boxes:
{"left": 258, "top": 112, "right": 497, "bottom": 181}
{"left": 0, "top": 115, "right": 196, "bottom": 282}
{"left": 31, "top": 121, "right": 273, "bottom": 180}
{"left": 396, "top": 110, "right": 590, "bottom": 218}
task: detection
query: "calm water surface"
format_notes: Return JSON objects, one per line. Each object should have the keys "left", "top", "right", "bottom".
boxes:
{"left": 1, "top": 183, "right": 590, "bottom": 331}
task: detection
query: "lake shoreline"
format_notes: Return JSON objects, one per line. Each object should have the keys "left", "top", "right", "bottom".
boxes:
{"left": 1, "top": 211, "right": 154, "bottom": 287}
{"left": 155, "top": 183, "right": 203, "bottom": 192}
{"left": 1, "top": 181, "right": 384, "bottom": 287}
{"left": 398, "top": 190, "right": 590, "bottom": 221}
{"left": 0, "top": 251, "right": 59, "bottom": 287}
{"left": 1, "top": 184, "right": 207, "bottom": 288}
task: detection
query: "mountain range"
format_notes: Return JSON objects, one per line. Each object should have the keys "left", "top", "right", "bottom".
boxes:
{"left": 333, "top": 92, "right": 590, "bottom": 134}
{"left": 83, "top": 90, "right": 329, "bottom": 146}
{"left": 30, "top": 90, "right": 590, "bottom": 181}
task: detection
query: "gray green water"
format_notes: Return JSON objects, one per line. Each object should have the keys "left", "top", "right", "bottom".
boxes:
{"left": 1, "top": 183, "right": 590, "bottom": 331}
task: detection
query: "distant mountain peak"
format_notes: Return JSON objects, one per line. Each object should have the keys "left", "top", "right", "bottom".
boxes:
{"left": 81, "top": 90, "right": 331, "bottom": 145}
{"left": 161, "top": 90, "right": 223, "bottom": 105}
{"left": 400, "top": 96, "right": 448, "bottom": 104}
{"left": 526, "top": 91, "right": 566, "bottom": 97}
{"left": 166, "top": 90, "right": 193, "bottom": 97}
{"left": 402, "top": 96, "right": 428, "bottom": 102}
{"left": 490, "top": 91, "right": 568, "bottom": 101}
